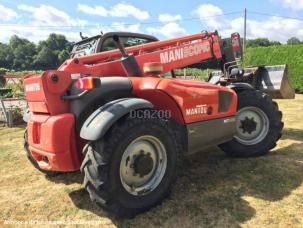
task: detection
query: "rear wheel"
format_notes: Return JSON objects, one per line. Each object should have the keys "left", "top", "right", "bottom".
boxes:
{"left": 24, "top": 129, "right": 59, "bottom": 176}
{"left": 81, "top": 115, "right": 178, "bottom": 218}
{"left": 219, "top": 90, "right": 283, "bottom": 157}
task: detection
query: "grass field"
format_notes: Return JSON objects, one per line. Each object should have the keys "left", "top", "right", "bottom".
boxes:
{"left": 0, "top": 95, "right": 303, "bottom": 227}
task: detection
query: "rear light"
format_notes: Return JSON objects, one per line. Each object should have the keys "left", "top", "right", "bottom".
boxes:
{"left": 32, "top": 123, "right": 41, "bottom": 144}
{"left": 77, "top": 77, "right": 95, "bottom": 90}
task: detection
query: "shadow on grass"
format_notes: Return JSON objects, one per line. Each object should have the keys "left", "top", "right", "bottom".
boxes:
{"left": 283, "top": 128, "right": 303, "bottom": 140}
{"left": 46, "top": 171, "right": 82, "bottom": 185}
{"left": 67, "top": 130, "right": 303, "bottom": 227}
{"left": 69, "top": 189, "right": 116, "bottom": 219}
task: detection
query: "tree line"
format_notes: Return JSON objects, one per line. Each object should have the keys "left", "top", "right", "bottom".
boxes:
{"left": 246, "top": 37, "right": 303, "bottom": 48}
{"left": 0, "top": 34, "right": 73, "bottom": 71}
{"left": 0, "top": 33, "right": 303, "bottom": 71}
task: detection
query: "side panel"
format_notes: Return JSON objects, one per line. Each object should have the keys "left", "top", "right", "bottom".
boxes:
{"left": 187, "top": 117, "right": 236, "bottom": 154}
{"left": 130, "top": 77, "right": 237, "bottom": 125}
{"left": 157, "top": 78, "right": 238, "bottom": 124}
{"left": 130, "top": 77, "right": 185, "bottom": 124}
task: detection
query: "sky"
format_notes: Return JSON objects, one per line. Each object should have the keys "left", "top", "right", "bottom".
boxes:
{"left": 0, "top": 0, "right": 303, "bottom": 43}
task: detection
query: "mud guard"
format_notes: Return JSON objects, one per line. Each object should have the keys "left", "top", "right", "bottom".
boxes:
{"left": 228, "top": 83, "right": 254, "bottom": 92}
{"left": 80, "top": 98, "right": 153, "bottom": 141}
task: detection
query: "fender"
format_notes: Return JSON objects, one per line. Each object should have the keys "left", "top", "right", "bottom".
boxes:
{"left": 80, "top": 98, "right": 153, "bottom": 141}
{"left": 228, "top": 83, "right": 254, "bottom": 92}
{"left": 70, "top": 77, "right": 132, "bottom": 131}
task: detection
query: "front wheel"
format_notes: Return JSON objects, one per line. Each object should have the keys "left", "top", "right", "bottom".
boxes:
{"left": 81, "top": 114, "right": 178, "bottom": 218}
{"left": 219, "top": 90, "right": 283, "bottom": 157}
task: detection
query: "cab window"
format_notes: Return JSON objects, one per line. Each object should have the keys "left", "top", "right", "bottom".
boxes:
{"left": 101, "top": 36, "right": 151, "bottom": 52}
{"left": 70, "top": 39, "right": 98, "bottom": 58}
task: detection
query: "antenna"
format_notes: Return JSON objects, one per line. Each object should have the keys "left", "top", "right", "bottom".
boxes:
{"left": 80, "top": 32, "right": 88, "bottom": 40}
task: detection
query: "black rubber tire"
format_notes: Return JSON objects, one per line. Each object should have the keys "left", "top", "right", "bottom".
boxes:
{"left": 81, "top": 114, "right": 179, "bottom": 218}
{"left": 24, "top": 129, "right": 60, "bottom": 176}
{"left": 219, "top": 90, "right": 283, "bottom": 157}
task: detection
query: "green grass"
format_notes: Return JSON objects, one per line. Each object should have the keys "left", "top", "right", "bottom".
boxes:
{"left": 174, "top": 68, "right": 210, "bottom": 81}
{"left": 0, "top": 96, "right": 303, "bottom": 227}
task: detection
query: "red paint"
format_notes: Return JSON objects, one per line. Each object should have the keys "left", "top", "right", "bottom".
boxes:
{"left": 131, "top": 77, "right": 237, "bottom": 124}
{"left": 231, "top": 33, "right": 241, "bottom": 53}
{"left": 58, "top": 32, "right": 222, "bottom": 77}
{"left": 25, "top": 70, "right": 73, "bottom": 115}
{"left": 24, "top": 32, "right": 237, "bottom": 172}
{"left": 27, "top": 113, "right": 81, "bottom": 171}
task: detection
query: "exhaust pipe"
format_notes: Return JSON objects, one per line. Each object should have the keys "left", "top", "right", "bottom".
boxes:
{"left": 112, "top": 34, "right": 143, "bottom": 77}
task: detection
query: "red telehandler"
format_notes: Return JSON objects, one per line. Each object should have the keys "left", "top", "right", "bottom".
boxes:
{"left": 23, "top": 31, "right": 285, "bottom": 217}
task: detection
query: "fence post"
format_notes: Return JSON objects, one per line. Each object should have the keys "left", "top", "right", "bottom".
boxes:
{"left": 0, "top": 99, "right": 8, "bottom": 125}
{"left": 7, "top": 110, "right": 13, "bottom": 127}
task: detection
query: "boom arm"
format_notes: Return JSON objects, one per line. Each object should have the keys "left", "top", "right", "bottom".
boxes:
{"left": 59, "top": 32, "right": 223, "bottom": 77}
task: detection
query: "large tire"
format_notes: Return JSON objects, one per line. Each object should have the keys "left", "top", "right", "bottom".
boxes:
{"left": 81, "top": 114, "right": 179, "bottom": 218}
{"left": 219, "top": 90, "right": 283, "bottom": 157}
{"left": 24, "top": 129, "right": 59, "bottom": 176}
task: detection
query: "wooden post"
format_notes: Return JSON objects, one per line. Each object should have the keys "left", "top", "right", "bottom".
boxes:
{"left": 7, "top": 110, "right": 13, "bottom": 127}
{"left": 0, "top": 99, "right": 8, "bottom": 125}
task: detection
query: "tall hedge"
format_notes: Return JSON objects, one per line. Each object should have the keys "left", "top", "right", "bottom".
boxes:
{"left": 244, "top": 45, "right": 303, "bottom": 93}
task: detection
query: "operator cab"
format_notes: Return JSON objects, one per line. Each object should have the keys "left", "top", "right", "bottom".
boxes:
{"left": 70, "top": 32, "right": 158, "bottom": 58}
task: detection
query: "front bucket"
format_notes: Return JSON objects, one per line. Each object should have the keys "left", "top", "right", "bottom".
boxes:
{"left": 245, "top": 65, "right": 295, "bottom": 99}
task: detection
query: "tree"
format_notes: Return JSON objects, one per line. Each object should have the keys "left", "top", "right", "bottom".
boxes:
{"left": 34, "top": 33, "right": 73, "bottom": 69}
{"left": 8, "top": 36, "right": 36, "bottom": 70}
{"left": 58, "top": 50, "right": 70, "bottom": 64}
{"left": 270, "top": 41, "right": 282, "bottom": 46}
{"left": 247, "top": 38, "right": 269, "bottom": 48}
{"left": 34, "top": 46, "right": 57, "bottom": 69}
{"left": 246, "top": 38, "right": 282, "bottom": 48}
{"left": 287, "top": 37, "right": 301, "bottom": 45}
{"left": 0, "top": 43, "right": 13, "bottom": 68}
{"left": 0, "top": 33, "right": 74, "bottom": 70}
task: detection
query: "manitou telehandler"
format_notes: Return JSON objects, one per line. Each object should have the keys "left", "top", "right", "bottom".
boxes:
{"left": 23, "top": 31, "right": 292, "bottom": 217}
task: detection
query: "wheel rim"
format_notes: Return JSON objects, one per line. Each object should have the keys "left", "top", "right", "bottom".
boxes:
{"left": 234, "top": 106, "right": 269, "bottom": 145}
{"left": 119, "top": 135, "right": 167, "bottom": 196}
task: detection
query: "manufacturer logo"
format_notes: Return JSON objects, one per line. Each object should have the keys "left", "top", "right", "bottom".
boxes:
{"left": 25, "top": 83, "right": 40, "bottom": 92}
{"left": 186, "top": 105, "right": 208, "bottom": 116}
{"left": 160, "top": 42, "right": 211, "bottom": 64}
